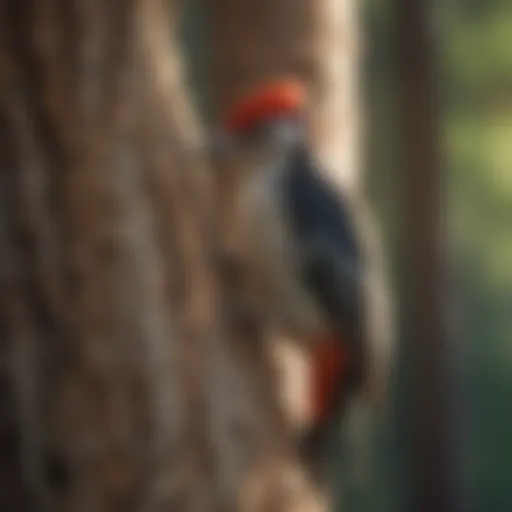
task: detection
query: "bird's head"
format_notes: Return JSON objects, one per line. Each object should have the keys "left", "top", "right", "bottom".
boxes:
{"left": 211, "top": 77, "right": 309, "bottom": 161}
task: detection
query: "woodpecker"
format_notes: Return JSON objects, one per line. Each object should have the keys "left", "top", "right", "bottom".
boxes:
{"left": 213, "top": 78, "right": 387, "bottom": 482}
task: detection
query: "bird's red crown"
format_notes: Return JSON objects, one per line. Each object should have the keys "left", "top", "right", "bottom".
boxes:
{"left": 222, "top": 77, "right": 307, "bottom": 135}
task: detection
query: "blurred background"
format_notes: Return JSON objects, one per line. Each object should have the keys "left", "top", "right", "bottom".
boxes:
{"left": 181, "top": 1, "right": 512, "bottom": 510}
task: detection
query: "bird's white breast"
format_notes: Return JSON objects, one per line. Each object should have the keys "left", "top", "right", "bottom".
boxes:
{"left": 239, "top": 163, "right": 326, "bottom": 339}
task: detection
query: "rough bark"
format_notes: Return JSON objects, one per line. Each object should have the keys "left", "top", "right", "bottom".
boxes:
{"left": 207, "top": 0, "right": 394, "bottom": 506}
{"left": 0, "top": 1, "right": 317, "bottom": 511}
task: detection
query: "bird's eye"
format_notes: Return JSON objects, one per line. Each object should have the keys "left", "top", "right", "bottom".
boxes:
{"left": 238, "top": 122, "right": 268, "bottom": 149}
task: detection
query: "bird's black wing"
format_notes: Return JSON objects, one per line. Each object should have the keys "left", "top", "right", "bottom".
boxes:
{"left": 282, "top": 143, "right": 365, "bottom": 385}
{"left": 282, "top": 144, "right": 367, "bottom": 478}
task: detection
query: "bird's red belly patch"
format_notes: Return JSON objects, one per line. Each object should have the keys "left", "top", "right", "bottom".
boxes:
{"left": 310, "top": 336, "right": 349, "bottom": 425}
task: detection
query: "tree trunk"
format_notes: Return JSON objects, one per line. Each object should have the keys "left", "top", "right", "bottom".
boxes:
{"left": 0, "top": 1, "right": 318, "bottom": 511}
{"left": 396, "top": 1, "right": 465, "bottom": 511}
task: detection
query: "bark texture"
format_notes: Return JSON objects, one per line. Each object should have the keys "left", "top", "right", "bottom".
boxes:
{"left": 0, "top": 1, "right": 319, "bottom": 511}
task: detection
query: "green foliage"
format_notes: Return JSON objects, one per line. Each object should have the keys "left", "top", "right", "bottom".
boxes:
{"left": 441, "top": 3, "right": 512, "bottom": 110}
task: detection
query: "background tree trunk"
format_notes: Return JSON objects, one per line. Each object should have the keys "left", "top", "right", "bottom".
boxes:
{"left": 0, "top": 1, "right": 321, "bottom": 511}
{"left": 396, "top": 1, "right": 466, "bottom": 511}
